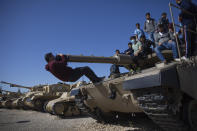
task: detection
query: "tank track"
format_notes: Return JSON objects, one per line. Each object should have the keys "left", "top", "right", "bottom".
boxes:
{"left": 75, "top": 95, "right": 116, "bottom": 123}
{"left": 133, "top": 89, "right": 189, "bottom": 131}
{"left": 75, "top": 96, "right": 103, "bottom": 121}
{"left": 75, "top": 96, "right": 89, "bottom": 113}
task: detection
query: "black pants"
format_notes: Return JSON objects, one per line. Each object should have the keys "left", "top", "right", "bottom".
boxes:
{"left": 68, "top": 66, "right": 100, "bottom": 83}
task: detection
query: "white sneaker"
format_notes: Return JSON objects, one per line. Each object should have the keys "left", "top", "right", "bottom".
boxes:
{"left": 181, "top": 56, "right": 189, "bottom": 61}
{"left": 174, "top": 58, "right": 181, "bottom": 62}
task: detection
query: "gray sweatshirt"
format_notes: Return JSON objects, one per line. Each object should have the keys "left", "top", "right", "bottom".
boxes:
{"left": 155, "top": 32, "right": 174, "bottom": 45}
{"left": 144, "top": 18, "right": 156, "bottom": 33}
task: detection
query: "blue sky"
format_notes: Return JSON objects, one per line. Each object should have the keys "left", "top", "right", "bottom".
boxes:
{"left": 1, "top": 0, "right": 197, "bottom": 92}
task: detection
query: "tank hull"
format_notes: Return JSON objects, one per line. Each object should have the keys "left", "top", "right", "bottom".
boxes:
{"left": 46, "top": 93, "right": 81, "bottom": 116}
{"left": 123, "top": 58, "right": 197, "bottom": 131}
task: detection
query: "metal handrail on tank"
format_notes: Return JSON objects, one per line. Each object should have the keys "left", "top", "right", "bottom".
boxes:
{"left": 169, "top": 2, "right": 197, "bottom": 58}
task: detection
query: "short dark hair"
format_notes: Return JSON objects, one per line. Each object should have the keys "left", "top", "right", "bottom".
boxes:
{"left": 146, "top": 12, "right": 150, "bottom": 16}
{"left": 162, "top": 12, "right": 167, "bottom": 16}
{"left": 136, "top": 23, "right": 140, "bottom": 26}
{"left": 115, "top": 49, "right": 120, "bottom": 52}
{"left": 130, "top": 36, "right": 136, "bottom": 40}
{"left": 45, "top": 52, "right": 53, "bottom": 62}
{"left": 128, "top": 42, "right": 132, "bottom": 45}
{"left": 140, "top": 35, "right": 146, "bottom": 39}
{"left": 158, "top": 24, "right": 164, "bottom": 29}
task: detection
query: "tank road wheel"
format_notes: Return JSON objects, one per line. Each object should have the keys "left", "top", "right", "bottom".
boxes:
{"left": 89, "top": 108, "right": 116, "bottom": 123}
{"left": 34, "top": 99, "right": 44, "bottom": 111}
{"left": 43, "top": 101, "right": 49, "bottom": 113}
{"left": 184, "top": 100, "right": 197, "bottom": 131}
{"left": 53, "top": 103, "right": 65, "bottom": 115}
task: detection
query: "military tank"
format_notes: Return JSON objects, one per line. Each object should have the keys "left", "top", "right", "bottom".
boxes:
{"left": 64, "top": 50, "right": 197, "bottom": 130}
{"left": 0, "top": 90, "right": 22, "bottom": 109}
{"left": 0, "top": 81, "right": 32, "bottom": 109}
{"left": 63, "top": 52, "right": 172, "bottom": 122}
{"left": 45, "top": 81, "right": 85, "bottom": 117}
{"left": 0, "top": 81, "right": 71, "bottom": 111}
{"left": 22, "top": 83, "right": 71, "bottom": 111}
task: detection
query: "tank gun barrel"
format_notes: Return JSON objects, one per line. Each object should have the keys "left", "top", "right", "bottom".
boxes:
{"left": 66, "top": 54, "right": 133, "bottom": 65}
{"left": 1, "top": 90, "right": 14, "bottom": 93}
{"left": 0, "top": 81, "right": 32, "bottom": 90}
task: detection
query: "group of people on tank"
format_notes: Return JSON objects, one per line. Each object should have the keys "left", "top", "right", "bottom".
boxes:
{"left": 44, "top": 0, "right": 196, "bottom": 84}
{"left": 110, "top": 0, "right": 197, "bottom": 75}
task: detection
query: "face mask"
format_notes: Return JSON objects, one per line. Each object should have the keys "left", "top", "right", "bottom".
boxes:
{"left": 131, "top": 40, "right": 135, "bottom": 44}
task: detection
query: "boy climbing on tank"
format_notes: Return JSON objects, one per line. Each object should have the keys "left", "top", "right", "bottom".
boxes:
{"left": 44, "top": 52, "right": 104, "bottom": 83}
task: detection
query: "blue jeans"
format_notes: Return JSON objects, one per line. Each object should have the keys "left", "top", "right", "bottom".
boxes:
{"left": 154, "top": 41, "right": 178, "bottom": 61}
{"left": 147, "top": 32, "right": 155, "bottom": 42}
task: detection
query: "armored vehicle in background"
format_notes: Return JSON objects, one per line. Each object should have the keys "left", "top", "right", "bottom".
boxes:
{"left": 23, "top": 83, "right": 71, "bottom": 111}
{"left": 0, "top": 90, "right": 22, "bottom": 108}
{"left": 1, "top": 81, "right": 32, "bottom": 109}
{"left": 45, "top": 81, "right": 85, "bottom": 117}
{"left": 0, "top": 81, "right": 71, "bottom": 111}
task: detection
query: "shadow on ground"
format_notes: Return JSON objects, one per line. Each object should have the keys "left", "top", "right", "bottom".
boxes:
{"left": 98, "top": 115, "right": 162, "bottom": 131}
{"left": 16, "top": 120, "right": 30, "bottom": 123}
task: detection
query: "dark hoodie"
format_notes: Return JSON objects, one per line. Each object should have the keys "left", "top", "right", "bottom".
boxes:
{"left": 45, "top": 55, "right": 73, "bottom": 81}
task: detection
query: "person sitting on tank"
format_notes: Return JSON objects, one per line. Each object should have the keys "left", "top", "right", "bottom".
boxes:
{"left": 154, "top": 24, "right": 180, "bottom": 64}
{"left": 134, "top": 23, "right": 145, "bottom": 41}
{"left": 124, "top": 42, "right": 134, "bottom": 56}
{"left": 45, "top": 52, "right": 103, "bottom": 83}
{"left": 124, "top": 41, "right": 140, "bottom": 73}
{"left": 110, "top": 47, "right": 135, "bottom": 76}
{"left": 130, "top": 36, "right": 143, "bottom": 71}
{"left": 139, "top": 35, "right": 155, "bottom": 57}
{"left": 175, "top": 0, "right": 197, "bottom": 58}
{"left": 110, "top": 49, "right": 122, "bottom": 77}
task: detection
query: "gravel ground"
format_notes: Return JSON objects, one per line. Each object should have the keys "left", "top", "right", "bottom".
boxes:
{"left": 0, "top": 109, "right": 162, "bottom": 131}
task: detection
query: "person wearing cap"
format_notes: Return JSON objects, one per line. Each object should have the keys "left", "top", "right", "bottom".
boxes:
{"left": 144, "top": 12, "right": 157, "bottom": 42}
{"left": 158, "top": 12, "right": 169, "bottom": 33}
{"left": 154, "top": 24, "right": 179, "bottom": 63}
{"left": 134, "top": 23, "right": 145, "bottom": 40}
{"left": 45, "top": 53, "right": 103, "bottom": 83}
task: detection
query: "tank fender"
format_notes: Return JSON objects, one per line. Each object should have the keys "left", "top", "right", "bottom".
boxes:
{"left": 123, "top": 65, "right": 179, "bottom": 90}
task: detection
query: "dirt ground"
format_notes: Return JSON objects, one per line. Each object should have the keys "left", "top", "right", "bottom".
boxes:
{"left": 0, "top": 109, "right": 162, "bottom": 131}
